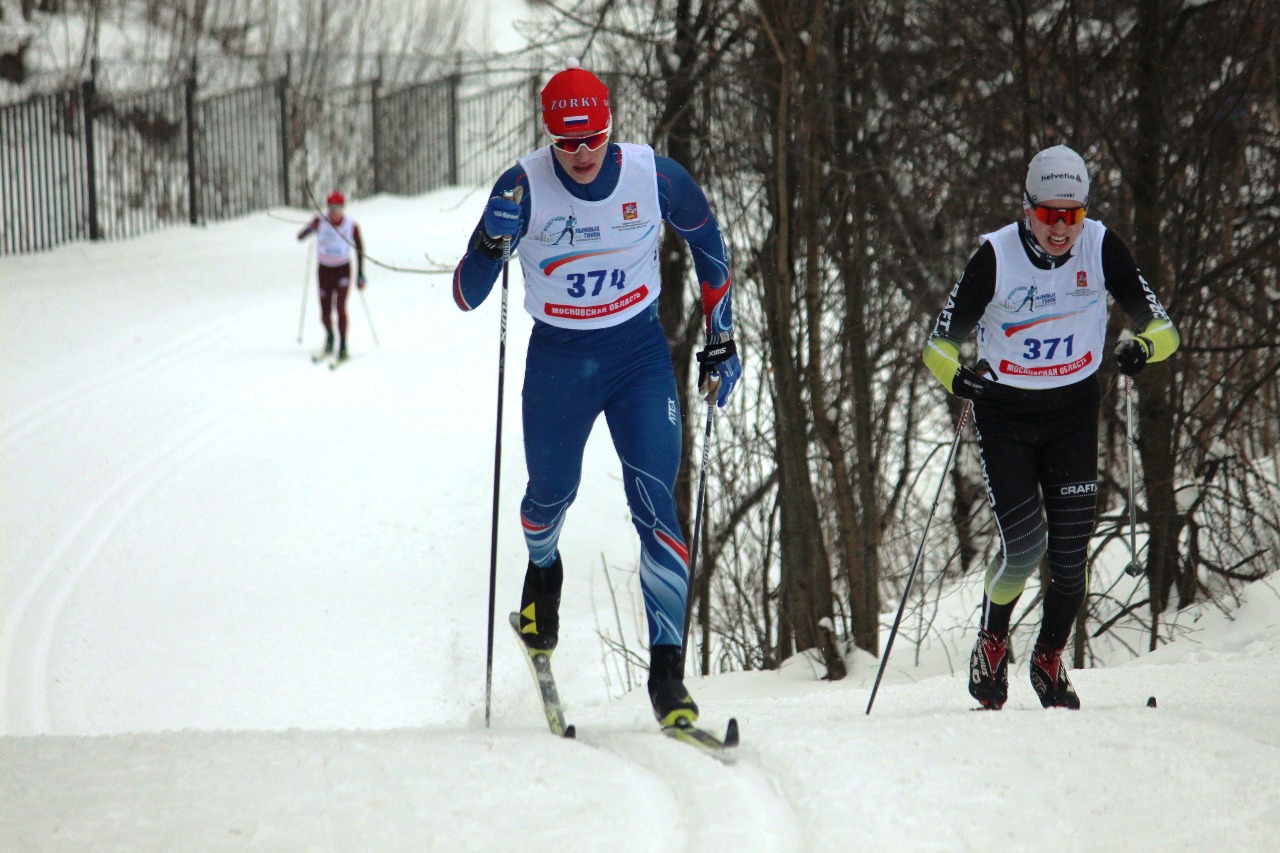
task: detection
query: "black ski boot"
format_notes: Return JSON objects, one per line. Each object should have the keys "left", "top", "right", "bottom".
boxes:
{"left": 323, "top": 331, "right": 335, "bottom": 355}
{"left": 648, "top": 645, "right": 698, "bottom": 727}
{"left": 517, "top": 555, "right": 562, "bottom": 651}
{"left": 336, "top": 339, "right": 349, "bottom": 363}
{"left": 969, "top": 629, "right": 1010, "bottom": 710}
{"left": 1030, "top": 643, "right": 1080, "bottom": 709}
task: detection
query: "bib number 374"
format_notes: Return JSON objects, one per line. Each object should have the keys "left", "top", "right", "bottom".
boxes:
{"left": 566, "top": 268, "right": 627, "bottom": 298}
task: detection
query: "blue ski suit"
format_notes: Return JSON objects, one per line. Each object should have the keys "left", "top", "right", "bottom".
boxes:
{"left": 453, "top": 144, "right": 735, "bottom": 649}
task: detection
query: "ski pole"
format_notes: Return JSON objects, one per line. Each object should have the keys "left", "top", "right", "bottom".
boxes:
{"left": 866, "top": 396, "right": 973, "bottom": 715}
{"left": 297, "top": 239, "right": 313, "bottom": 343}
{"left": 1124, "top": 375, "right": 1143, "bottom": 576}
{"left": 484, "top": 186, "right": 523, "bottom": 728}
{"left": 358, "top": 287, "right": 380, "bottom": 347}
{"left": 680, "top": 399, "right": 717, "bottom": 667}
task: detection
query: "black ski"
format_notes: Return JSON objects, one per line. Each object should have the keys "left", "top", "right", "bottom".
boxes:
{"left": 662, "top": 717, "right": 740, "bottom": 763}
{"left": 508, "top": 612, "right": 575, "bottom": 739}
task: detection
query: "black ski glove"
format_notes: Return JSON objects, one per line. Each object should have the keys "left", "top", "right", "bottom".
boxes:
{"left": 696, "top": 334, "right": 739, "bottom": 404}
{"left": 952, "top": 363, "right": 997, "bottom": 400}
{"left": 1114, "top": 336, "right": 1153, "bottom": 377}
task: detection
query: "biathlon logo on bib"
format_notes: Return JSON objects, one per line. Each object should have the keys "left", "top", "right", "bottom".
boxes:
{"left": 623, "top": 202, "right": 638, "bottom": 220}
{"left": 1004, "top": 285, "right": 1057, "bottom": 313}
{"left": 536, "top": 212, "right": 607, "bottom": 249}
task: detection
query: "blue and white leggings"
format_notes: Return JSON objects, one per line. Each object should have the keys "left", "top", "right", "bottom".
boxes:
{"left": 519, "top": 306, "right": 690, "bottom": 649}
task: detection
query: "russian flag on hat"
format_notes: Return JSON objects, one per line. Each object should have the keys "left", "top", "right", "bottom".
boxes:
{"left": 540, "top": 58, "right": 611, "bottom": 136}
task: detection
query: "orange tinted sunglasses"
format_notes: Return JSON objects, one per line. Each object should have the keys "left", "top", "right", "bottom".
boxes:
{"left": 1030, "top": 204, "right": 1087, "bottom": 226}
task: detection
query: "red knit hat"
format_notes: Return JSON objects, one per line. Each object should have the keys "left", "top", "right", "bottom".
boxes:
{"left": 540, "top": 58, "right": 610, "bottom": 136}
{"left": 326, "top": 190, "right": 345, "bottom": 206}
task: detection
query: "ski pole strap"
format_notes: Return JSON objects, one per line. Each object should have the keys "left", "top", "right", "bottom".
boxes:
{"left": 696, "top": 335, "right": 736, "bottom": 367}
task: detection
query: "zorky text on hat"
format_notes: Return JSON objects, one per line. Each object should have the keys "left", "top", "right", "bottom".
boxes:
{"left": 540, "top": 58, "right": 611, "bottom": 137}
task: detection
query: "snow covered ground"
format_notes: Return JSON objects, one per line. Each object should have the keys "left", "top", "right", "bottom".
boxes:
{"left": 2, "top": 190, "right": 1279, "bottom": 851}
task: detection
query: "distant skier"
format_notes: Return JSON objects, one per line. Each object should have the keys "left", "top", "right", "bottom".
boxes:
{"left": 922, "top": 145, "right": 1180, "bottom": 710}
{"left": 298, "top": 190, "right": 365, "bottom": 363}
{"left": 453, "top": 59, "right": 741, "bottom": 728}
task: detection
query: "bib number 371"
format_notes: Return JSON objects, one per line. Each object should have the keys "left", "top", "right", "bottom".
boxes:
{"left": 566, "top": 268, "right": 627, "bottom": 298}
{"left": 1022, "top": 334, "right": 1074, "bottom": 360}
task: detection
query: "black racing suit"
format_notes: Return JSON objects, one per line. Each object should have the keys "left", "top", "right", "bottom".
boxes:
{"left": 927, "top": 221, "right": 1174, "bottom": 650}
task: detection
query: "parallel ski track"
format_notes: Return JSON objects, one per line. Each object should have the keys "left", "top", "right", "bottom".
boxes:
{"left": 576, "top": 725, "right": 806, "bottom": 851}
{"left": 0, "top": 307, "right": 264, "bottom": 453}
{"left": 0, "top": 311, "right": 308, "bottom": 734}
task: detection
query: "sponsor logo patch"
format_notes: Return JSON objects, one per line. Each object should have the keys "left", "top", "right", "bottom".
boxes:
{"left": 623, "top": 202, "right": 638, "bottom": 220}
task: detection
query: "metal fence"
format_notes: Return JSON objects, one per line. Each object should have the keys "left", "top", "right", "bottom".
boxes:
{"left": 91, "top": 81, "right": 191, "bottom": 241}
{"left": 1, "top": 63, "right": 549, "bottom": 256}
{"left": 373, "top": 78, "right": 455, "bottom": 195}
{"left": 197, "top": 81, "right": 287, "bottom": 223}
{"left": 1, "top": 88, "right": 91, "bottom": 253}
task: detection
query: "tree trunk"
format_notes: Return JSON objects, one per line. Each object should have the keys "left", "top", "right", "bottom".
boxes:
{"left": 1131, "top": 0, "right": 1184, "bottom": 650}
{"left": 754, "top": 11, "right": 841, "bottom": 667}
{"left": 652, "top": 1, "right": 719, "bottom": 658}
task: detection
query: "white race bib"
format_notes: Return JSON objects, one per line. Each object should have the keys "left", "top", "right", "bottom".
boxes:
{"left": 316, "top": 217, "right": 356, "bottom": 267}
{"left": 977, "top": 220, "right": 1109, "bottom": 390}
{"left": 516, "top": 143, "right": 663, "bottom": 329}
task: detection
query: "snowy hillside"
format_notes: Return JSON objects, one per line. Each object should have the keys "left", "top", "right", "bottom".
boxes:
{"left": 2, "top": 190, "right": 1278, "bottom": 851}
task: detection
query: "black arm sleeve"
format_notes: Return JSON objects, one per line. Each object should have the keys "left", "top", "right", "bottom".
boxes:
{"left": 1101, "top": 230, "right": 1170, "bottom": 327}
{"left": 930, "top": 241, "right": 997, "bottom": 343}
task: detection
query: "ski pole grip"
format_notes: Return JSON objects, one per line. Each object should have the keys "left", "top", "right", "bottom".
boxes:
{"left": 501, "top": 186, "right": 524, "bottom": 261}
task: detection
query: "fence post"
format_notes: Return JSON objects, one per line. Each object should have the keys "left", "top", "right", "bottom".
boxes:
{"left": 370, "top": 57, "right": 382, "bottom": 195}
{"left": 82, "top": 59, "right": 101, "bottom": 241}
{"left": 186, "top": 57, "right": 199, "bottom": 225}
{"left": 530, "top": 74, "right": 540, "bottom": 150}
{"left": 278, "top": 55, "right": 291, "bottom": 206}
{"left": 447, "top": 71, "right": 460, "bottom": 186}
